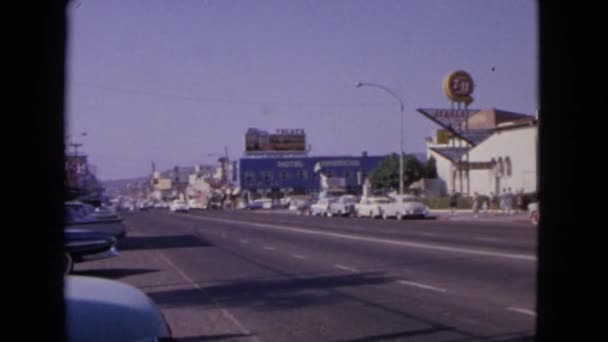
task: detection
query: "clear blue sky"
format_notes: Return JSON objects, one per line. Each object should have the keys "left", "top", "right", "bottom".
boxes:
{"left": 66, "top": 0, "right": 537, "bottom": 181}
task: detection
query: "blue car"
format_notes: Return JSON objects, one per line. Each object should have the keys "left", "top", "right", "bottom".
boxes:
{"left": 65, "top": 275, "right": 172, "bottom": 341}
{"left": 64, "top": 228, "right": 118, "bottom": 274}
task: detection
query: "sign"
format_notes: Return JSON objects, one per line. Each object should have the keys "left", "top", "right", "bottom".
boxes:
{"left": 318, "top": 159, "right": 361, "bottom": 167}
{"left": 436, "top": 129, "right": 451, "bottom": 144}
{"left": 245, "top": 128, "right": 306, "bottom": 154}
{"left": 277, "top": 160, "right": 305, "bottom": 168}
{"left": 443, "top": 70, "right": 475, "bottom": 104}
{"left": 456, "top": 161, "right": 496, "bottom": 171}
{"left": 65, "top": 155, "right": 88, "bottom": 187}
{"left": 417, "top": 108, "right": 480, "bottom": 133}
{"left": 275, "top": 129, "right": 304, "bottom": 135}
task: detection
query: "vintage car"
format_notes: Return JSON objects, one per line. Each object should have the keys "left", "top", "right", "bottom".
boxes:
{"left": 383, "top": 194, "right": 431, "bottom": 220}
{"left": 64, "top": 228, "right": 118, "bottom": 274}
{"left": 65, "top": 275, "right": 172, "bottom": 341}
{"left": 310, "top": 197, "right": 337, "bottom": 216}
{"left": 354, "top": 196, "right": 393, "bottom": 218}
{"left": 327, "top": 195, "right": 358, "bottom": 217}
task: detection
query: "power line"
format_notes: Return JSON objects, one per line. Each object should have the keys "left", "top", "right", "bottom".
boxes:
{"left": 71, "top": 81, "right": 392, "bottom": 108}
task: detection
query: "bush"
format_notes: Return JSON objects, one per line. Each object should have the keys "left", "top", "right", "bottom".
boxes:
{"left": 422, "top": 196, "right": 473, "bottom": 209}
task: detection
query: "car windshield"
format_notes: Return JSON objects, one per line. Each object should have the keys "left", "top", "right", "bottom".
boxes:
{"left": 66, "top": 1, "right": 538, "bottom": 340}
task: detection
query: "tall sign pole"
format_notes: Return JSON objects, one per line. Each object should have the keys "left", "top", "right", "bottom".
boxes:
{"left": 442, "top": 70, "right": 475, "bottom": 196}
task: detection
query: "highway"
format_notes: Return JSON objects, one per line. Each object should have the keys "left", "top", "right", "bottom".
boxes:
{"left": 75, "top": 209, "right": 537, "bottom": 341}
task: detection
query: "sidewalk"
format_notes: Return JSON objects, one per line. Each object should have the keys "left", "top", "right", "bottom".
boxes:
{"left": 431, "top": 209, "right": 531, "bottom": 224}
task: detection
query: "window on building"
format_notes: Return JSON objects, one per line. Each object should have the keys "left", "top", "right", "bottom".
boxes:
{"left": 262, "top": 171, "right": 273, "bottom": 181}
{"left": 245, "top": 172, "right": 255, "bottom": 182}
{"left": 505, "top": 157, "right": 512, "bottom": 176}
{"left": 296, "top": 170, "right": 308, "bottom": 180}
{"left": 498, "top": 157, "right": 504, "bottom": 176}
{"left": 280, "top": 171, "right": 288, "bottom": 180}
{"left": 344, "top": 171, "right": 351, "bottom": 179}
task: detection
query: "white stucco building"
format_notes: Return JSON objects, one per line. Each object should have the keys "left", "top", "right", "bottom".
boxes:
{"left": 425, "top": 108, "right": 537, "bottom": 197}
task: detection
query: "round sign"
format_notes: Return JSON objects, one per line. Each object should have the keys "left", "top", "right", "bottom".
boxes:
{"left": 443, "top": 70, "right": 475, "bottom": 104}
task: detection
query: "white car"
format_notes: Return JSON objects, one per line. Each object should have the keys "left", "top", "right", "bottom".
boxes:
{"left": 382, "top": 194, "right": 430, "bottom": 220}
{"left": 169, "top": 200, "right": 189, "bottom": 213}
{"left": 354, "top": 197, "right": 393, "bottom": 218}
{"left": 310, "top": 197, "right": 337, "bottom": 216}
{"left": 327, "top": 195, "right": 358, "bottom": 217}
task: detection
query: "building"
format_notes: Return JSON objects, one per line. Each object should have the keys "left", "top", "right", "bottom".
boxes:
{"left": 424, "top": 108, "right": 537, "bottom": 196}
{"left": 238, "top": 153, "right": 386, "bottom": 198}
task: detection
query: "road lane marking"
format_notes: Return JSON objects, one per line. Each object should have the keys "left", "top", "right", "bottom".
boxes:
{"left": 239, "top": 239, "right": 250, "bottom": 244}
{"left": 474, "top": 237, "right": 499, "bottom": 242}
{"left": 292, "top": 254, "right": 307, "bottom": 259}
{"left": 156, "top": 252, "right": 261, "bottom": 342}
{"left": 507, "top": 307, "right": 536, "bottom": 316}
{"left": 398, "top": 280, "right": 447, "bottom": 293}
{"left": 184, "top": 215, "right": 537, "bottom": 262}
{"left": 334, "top": 264, "right": 359, "bottom": 273}
{"left": 263, "top": 246, "right": 276, "bottom": 251}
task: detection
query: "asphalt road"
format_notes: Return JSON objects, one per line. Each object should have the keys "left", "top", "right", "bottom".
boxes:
{"left": 75, "top": 209, "right": 537, "bottom": 341}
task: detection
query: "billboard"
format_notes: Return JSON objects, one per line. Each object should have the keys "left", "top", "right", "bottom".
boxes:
{"left": 65, "top": 155, "right": 88, "bottom": 188}
{"left": 245, "top": 128, "right": 306, "bottom": 154}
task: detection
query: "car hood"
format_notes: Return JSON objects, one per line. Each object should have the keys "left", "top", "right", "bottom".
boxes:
{"left": 65, "top": 275, "right": 170, "bottom": 342}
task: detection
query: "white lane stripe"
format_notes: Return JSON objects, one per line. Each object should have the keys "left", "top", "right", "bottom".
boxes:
{"left": 507, "top": 307, "right": 536, "bottom": 316}
{"left": 398, "top": 280, "right": 447, "bottom": 293}
{"left": 156, "top": 252, "right": 261, "bottom": 342}
{"left": 239, "top": 239, "right": 250, "bottom": 244}
{"left": 186, "top": 215, "right": 537, "bottom": 262}
{"left": 263, "top": 246, "right": 276, "bottom": 251}
{"left": 292, "top": 254, "right": 307, "bottom": 259}
{"left": 334, "top": 264, "right": 359, "bottom": 273}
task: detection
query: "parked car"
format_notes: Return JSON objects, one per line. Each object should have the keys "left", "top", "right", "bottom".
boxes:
{"left": 327, "top": 195, "right": 358, "bottom": 217}
{"left": 383, "top": 194, "right": 430, "bottom": 220}
{"left": 310, "top": 197, "right": 337, "bottom": 216}
{"left": 287, "top": 198, "right": 312, "bottom": 215}
{"left": 169, "top": 200, "right": 189, "bottom": 213}
{"left": 65, "top": 202, "right": 127, "bottom": 239}
{"left": 245, "top": 199, "right": 264, "bottom": 210}
{"left": 65, "top": 275, "right": 172, "bottom": 342}
{"left": 528, "top": 201, "right": 539, "bottom": 225}
{"left": 354, "top": 197, "right": 393, "bottom": 218}
{"left": 64, "top": 228, "right": 118, "bottom": 274}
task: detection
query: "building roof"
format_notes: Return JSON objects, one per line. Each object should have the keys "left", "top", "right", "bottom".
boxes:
{"left": 458, "top": 129, "right": 495, "bottom": 145}
{"left": 429, "top": 147, "right": 470, "bottom": 163}
{"left": 466, "top": 108, "right": 535, "bottom": 130}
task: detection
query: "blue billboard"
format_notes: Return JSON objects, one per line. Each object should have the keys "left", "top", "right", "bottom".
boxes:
{"left": 239, "top": 154, "right": 386, "bottom": 196}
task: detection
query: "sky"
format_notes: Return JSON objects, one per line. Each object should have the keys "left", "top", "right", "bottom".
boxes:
{"left": 66, "top": 0, "right": 537, "bottom": 181}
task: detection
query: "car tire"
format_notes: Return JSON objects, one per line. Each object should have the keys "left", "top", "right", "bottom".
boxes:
{"left": 64, "top": 252, "right": 73, "bottom": 274}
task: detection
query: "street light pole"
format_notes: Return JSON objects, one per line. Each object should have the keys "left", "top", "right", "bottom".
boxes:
{"left": 356, "top": 82, "right": 405, "bottom": 194}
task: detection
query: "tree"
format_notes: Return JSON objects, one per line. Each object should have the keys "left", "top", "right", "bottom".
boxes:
{"left": 369, "top": 153, "right": 426, "bottom": 191}
{"left": 424, "top": 156, "right": 438, "bottom": 179}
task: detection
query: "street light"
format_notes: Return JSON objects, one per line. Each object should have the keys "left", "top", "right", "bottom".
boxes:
{"left": 356, "top": 82, "right": 405, "bottom": 194}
